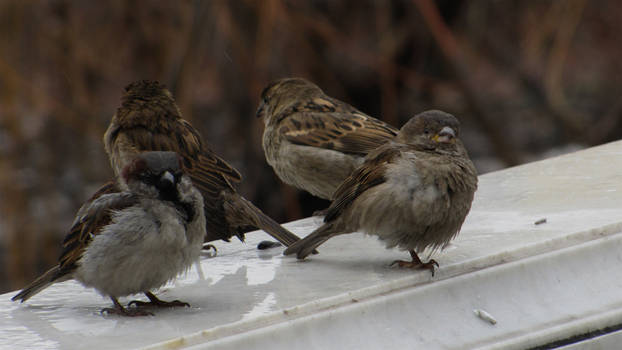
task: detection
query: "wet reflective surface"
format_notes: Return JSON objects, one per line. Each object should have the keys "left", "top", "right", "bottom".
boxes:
{"left": 2, "top": 141, "right": 622, "bottom": 349}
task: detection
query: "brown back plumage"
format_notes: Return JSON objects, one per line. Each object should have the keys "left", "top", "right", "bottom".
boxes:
{"left": 325, "top": 145, "right": 401, "bottom": 222}
{"left": 260, "top": 78, "right": 398, "bottom": 156}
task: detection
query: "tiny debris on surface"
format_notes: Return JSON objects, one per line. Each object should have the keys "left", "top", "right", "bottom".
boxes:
{"left": 534, "top": 218, "right": 547, "bottom": 225}
{"left": 474, "top": 309, "right": 497, "bottom": 325}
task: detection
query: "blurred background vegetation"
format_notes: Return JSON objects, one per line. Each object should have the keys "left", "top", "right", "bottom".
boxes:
{"left": 1, "top": 0, "right": 620, "bottom": 293}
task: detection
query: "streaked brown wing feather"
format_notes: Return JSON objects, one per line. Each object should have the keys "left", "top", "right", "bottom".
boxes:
{"left": 281, "top": 113, "right": 398, "bottom": 155}
{"left": 279, "top": 104, "right": 398, "bottom": 156}
{"left": 115, "top": 112, "right": 243, "bottom": 219}
{"left": 325, "top": 146, "right": 401, "bottom": 222}
{"left": 58, "top": 182, "right": 139, "bottom": 275}
{"left": 116, "top": 102, "right": 242, "bottom": 188}
{"left": 173, "top": 122, "right": 247, "bottom": 242}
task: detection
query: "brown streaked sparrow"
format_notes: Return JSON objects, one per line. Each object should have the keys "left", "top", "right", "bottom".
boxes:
{"left": 284, "top": 110, "right": 478, "bottom": 275}
{"left": 12, "top": 151, "right": 206, "bottom": 316}
{"left": 257, "top": 77, "right": 399, "bottom": 200}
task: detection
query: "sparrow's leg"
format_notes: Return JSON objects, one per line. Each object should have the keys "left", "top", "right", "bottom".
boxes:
{"left": 312, "top": 208, "right": 330, "bottom": 217}
{"left": 390, "top": 250, "right": 439, "bottom": 276}
{"left": 128, "top": 291, "right": 190, "bottom": 308}
{"left": 101, "top": 296, "right": 153, "bottom": 317}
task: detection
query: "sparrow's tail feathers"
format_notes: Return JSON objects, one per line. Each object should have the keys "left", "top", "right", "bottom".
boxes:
{"left": 11, "top": 265, "right": 67, "bottom": 303}
{"left": 283, "top": 223, "right": 340, "bottom": 259}
{"left": 223, "top": 193, "right": 303, "bottom": 247}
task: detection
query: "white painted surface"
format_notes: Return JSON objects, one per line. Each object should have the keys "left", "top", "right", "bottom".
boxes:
{"left": 2, "top": 140, "right": 622, "bottom": 349}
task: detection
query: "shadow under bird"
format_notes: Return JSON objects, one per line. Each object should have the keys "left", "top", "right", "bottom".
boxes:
{"left": 257, "top": 77, "right": 398, "bottom": 200}
{"left": 103, "top": 80, "right": 303, "bottom": 247}
{"left": 12, "top": 152, "right": 205, "bottom": 316}
{"left": 284, "top": 110, "right": 478, "bottom": 274}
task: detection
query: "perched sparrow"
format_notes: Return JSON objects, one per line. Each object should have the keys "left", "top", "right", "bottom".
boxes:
{"left": 103, "top": 80, "right": 302, "bottom": 247}
{"left": 284, "top": 110, "right": 478, "bottom": 274}
{"left": 257, "top": 77, "right": 398, "bottom": 200}
{"left": 12, "top": 151, "right": 206, "bottom": 316}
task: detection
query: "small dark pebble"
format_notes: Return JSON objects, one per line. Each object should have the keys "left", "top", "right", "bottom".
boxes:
{"left": 257, "top": 240, "right": 283, "bottom": 250}
{"left": 201, "top": 244, "right": 218, "bottom": 257}
{"left": 202, "top": 244, "right": 218, "bottom": 253}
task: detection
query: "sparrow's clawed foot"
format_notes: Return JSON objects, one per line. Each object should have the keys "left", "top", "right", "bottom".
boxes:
{"left": 128, "top": 292, "right": 190, "bottom": 309}
{"left": 101, "top": 297, "right": 154, "bottom": 317}
{"left": 390, "top": 250, "right": 439, "bottom": 276}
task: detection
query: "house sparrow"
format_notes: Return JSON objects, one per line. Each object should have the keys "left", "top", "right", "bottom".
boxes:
{"left": 284, "top": 110, "right": 478, "bottom": 275}
{"left": 257, "top": 77, "right": 399, "bottom": 200}
{"left": 103, "top": 80, "right": 302, "bottom": 247}
{"left": 12, "top": 151, "right": 206, "bottom": 316}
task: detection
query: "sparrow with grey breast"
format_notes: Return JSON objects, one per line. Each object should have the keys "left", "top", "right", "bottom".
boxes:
{"left": 103, "top": 80, "right": 303, "bottom": 247}
{"left": 257, "top": 77, "right": 398, "bottom": 200}
{"left": 12, "top": 151, "right": 205, "bottom": 316}
{"left": 284, "top": 110, "right": 478, "bottom": 274}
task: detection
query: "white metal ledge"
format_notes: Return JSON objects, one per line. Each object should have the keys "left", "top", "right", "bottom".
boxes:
{"left": 2, "top": 140, "right": 622, "bottom": 349}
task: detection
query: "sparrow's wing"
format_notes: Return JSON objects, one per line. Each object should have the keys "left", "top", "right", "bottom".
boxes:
{"left": 112, "top": 98, "right": 243, "bottom": 189}
{"left": 111, "top": 90, "right": 246, "bottom": 242}
{"left": 177, "top": 119, "right": 242, "bottom": 185}
{"left": 184, "top": 149, "right": 242, "bottom": 199}
{"left": 170, "top": 121, "right": 249, "bottom": 242}
{"left": 278, "top": 99, "right": 398, "bottom": 156}
{"left": 58, "top": 181, "right": 139, "bottom": 275}
{"left": 325, "top": 145, "right": 402, "bottom": 222}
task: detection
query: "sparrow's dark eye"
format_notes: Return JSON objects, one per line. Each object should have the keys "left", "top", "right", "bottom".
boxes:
{"left": 138, "top": 173, "right": 154, "bottom": 184}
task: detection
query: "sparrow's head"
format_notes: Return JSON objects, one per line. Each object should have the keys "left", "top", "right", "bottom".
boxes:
{"left": 123, "top": 80, "right": 173, "bottom": 102}
{"left": 117, "top": 80, "right": 182, "bottom": 123}
{"left": 121, "top": 151, "right": 185, "bottom": 202}
{"left": 397, "top": 110, "right": 461, "bottom": 150}
{"left": 256, "top": 77, "right": 323, "bottom": 122}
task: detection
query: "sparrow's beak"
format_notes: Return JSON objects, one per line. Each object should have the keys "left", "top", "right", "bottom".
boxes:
{"left": 255, "top": 102, "right": 265, "bottom": 119}
{"left": 159, "top": 171, "right": 175, "bottom": 188}
{"left": 433, "top": 126, "right": 456, "bottom": 144}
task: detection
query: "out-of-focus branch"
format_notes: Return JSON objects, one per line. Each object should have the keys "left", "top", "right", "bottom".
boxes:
{"left": 413, "top": 0, "right": 521, "bottom": 166}
{"left": 375, "top": 2, "right": 399, "bottom": 128}
{"left": 544, "top": 0, "right": 587, "bottom": 140}
{"left": 169, "top": 0, "right": 212, "bottom": 124}
{"left": 481, "top": 31, "right": 579, "bottom": 142}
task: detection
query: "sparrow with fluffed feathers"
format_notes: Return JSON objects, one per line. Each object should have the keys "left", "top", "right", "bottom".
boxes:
{"left": 257, "top": 77, "right": 399, "bottom": 200}
{"left": 12, "top": 151, "right": 206, "bottom": 316}
{"left": 103, "top": 80, "right": 303, "bottom": 247}
{"left": 284, "top": 110, "right": 478, "bottom": 274}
